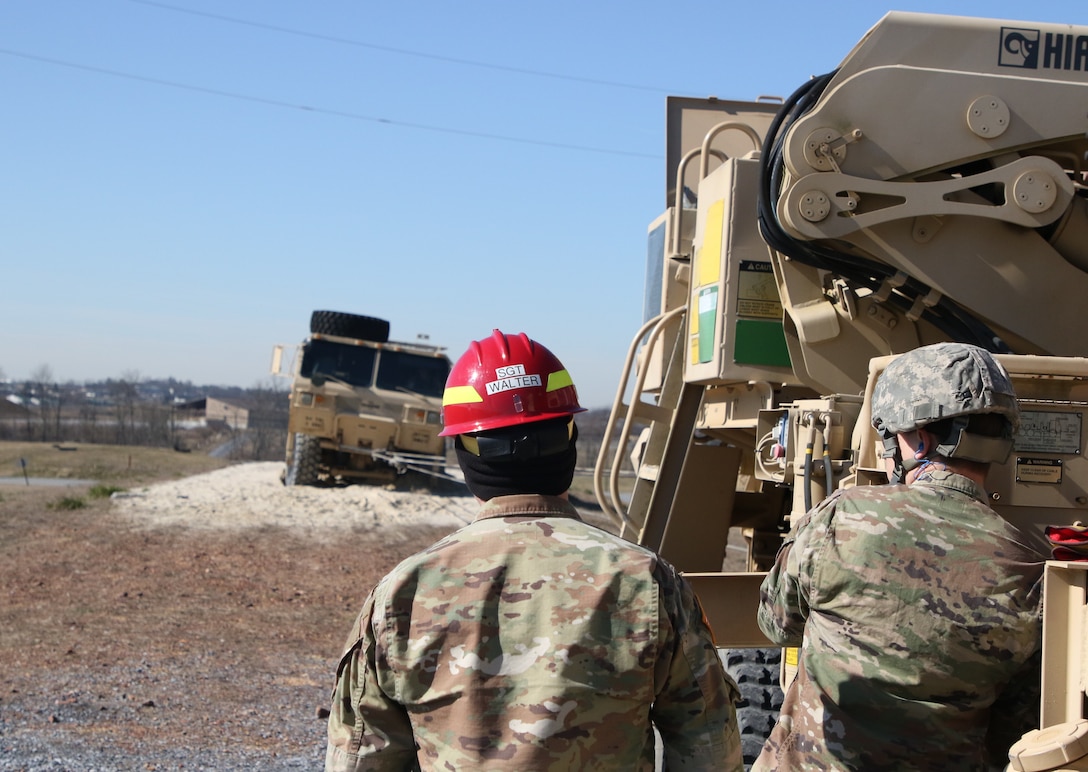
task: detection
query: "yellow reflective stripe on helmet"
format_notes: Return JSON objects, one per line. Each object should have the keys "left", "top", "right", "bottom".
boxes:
{"left": 442, "top": 385, "right": 483, "bottom": 406}
{"left": 546, "top": 369, "right": 574, "bottom": 392}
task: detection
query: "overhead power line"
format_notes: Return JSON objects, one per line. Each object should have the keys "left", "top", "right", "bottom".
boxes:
{"left": 125, "top": 0, "right": 679, "bottom": 94}
{"left": 0, "top": 48, "right": 658, "bottom": 159}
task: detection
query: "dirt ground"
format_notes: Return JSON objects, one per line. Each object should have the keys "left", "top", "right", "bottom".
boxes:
{"left": 0, "top": 442, "right": 635, "bottom": 771}
{"left": 0, "top": 443, "right": 484, "bottom": 771}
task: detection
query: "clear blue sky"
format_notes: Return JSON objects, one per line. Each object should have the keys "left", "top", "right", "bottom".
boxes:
{"left": 2, "top": 1, "right": 1083, "bottom": 407}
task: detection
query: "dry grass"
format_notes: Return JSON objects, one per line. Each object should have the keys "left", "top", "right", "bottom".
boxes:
{"left": 0, "top": 440, "right": 231, "bottom": 484}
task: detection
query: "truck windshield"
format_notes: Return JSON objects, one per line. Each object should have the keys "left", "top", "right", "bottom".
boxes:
{"left": 300, "top": 339, "right": 377, "bottom": 388}
{"left": 375, "top": 350, "right": 449, "bottom": 398}
{"left": 644, "top": 220, "right": 665, "bottom": 324}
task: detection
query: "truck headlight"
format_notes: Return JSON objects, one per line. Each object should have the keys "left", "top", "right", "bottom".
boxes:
{"left": 403, "top": 407, "right": 442, "bottom": 425}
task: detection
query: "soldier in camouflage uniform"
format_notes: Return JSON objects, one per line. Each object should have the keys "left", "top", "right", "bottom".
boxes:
{"left": 326, "top": 330, "right": 743, "bottom": 771}
{"left": 753, "top": 342, "right": 1045, "bottom": 771}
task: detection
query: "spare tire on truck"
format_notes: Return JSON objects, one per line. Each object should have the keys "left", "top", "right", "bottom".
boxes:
{"left": 310, "top": 310, "right": 390, "bottom": 343}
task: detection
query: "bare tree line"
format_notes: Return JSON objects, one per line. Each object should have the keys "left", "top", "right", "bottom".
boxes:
{"left": 0, "top": 369, "right": 289, "bottom": 462}
{"left": 1, "top": 366, "right": 620, "bottom": 469}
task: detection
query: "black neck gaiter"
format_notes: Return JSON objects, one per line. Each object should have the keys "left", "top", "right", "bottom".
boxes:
{"left": 455, "top": 431, "right": 578, "bottom": 501}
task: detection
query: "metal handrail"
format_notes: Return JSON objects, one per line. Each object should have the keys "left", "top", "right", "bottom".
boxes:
{"left": 593, "top": 305, "right": 685, "bottom": 529}
{"left": 698, "top": 121, "right": 762, "bottom": 180}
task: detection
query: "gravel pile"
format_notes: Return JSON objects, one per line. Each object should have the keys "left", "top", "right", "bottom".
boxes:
{"left": 110, "top": 461, "right": 479, "bottom": 534}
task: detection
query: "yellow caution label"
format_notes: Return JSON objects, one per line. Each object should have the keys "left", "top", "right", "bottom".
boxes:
{"left": 696, "top": 199, "right": 724, "bottom": 287}
{"left": 737, "top": 260, "right": 782, "bottom": 319}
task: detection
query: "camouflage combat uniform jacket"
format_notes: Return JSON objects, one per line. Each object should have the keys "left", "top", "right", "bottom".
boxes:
{"left": 753, "top": 468, "right": 1045, "bottom": 771}
{"left": 326, "top": 493, "right": 742, "bottom": 771}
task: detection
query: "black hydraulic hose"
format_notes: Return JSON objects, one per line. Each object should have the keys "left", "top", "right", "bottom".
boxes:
{"left": 755, "top": 71, "right": 1012, "bottom": 354}
{"left": 757, "top": 71, "right": 835, "bottom": 253}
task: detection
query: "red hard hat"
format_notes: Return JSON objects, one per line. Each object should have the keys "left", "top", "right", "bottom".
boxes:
{"left": 439, "top": 330, "right": 586, "bottom": 436}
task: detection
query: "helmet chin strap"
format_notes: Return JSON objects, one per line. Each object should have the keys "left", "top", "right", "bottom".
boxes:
{"left": 899, "top": 452, "right": 926, "bottom": 479}
{"left": 880, "top": 430, "right": 926, "bottom": 484}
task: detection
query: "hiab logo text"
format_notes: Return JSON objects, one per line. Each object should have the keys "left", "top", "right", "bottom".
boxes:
{"left": 1000, "top": 25, "right": 1088, "bottom": 72}
{"left": 999, "top": 27, "right": 1039, "bottom": 69}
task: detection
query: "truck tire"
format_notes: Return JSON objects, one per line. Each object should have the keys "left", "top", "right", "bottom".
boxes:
{"left": 285, "top": 433, "right": 322, "bottom": 486}
{"left": 310, "top": 310, "right": 390, "bottom": 343}
{"left": 723, "top": 648, "right": 783, "bottom": 769}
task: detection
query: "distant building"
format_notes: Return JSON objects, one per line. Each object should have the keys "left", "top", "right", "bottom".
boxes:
{"left": 173, "top": 397, "right": 245, "bottom": 429}
{"left": 0, "top": 395, "right": 28, "bottom": 419}
{"left": 207, "top": 397, "right": 250, "bottom": 429}
{"left": 174, "top": 397, "right": 286, "bottom": 431}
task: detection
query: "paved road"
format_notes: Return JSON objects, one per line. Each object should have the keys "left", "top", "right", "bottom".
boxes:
{"left": 0, "top": 477, "right": 95, "bottom": 486}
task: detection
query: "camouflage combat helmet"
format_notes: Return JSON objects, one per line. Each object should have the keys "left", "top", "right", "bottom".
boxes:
{"left": 871, "top": 342, "right": 1019, "bottom": 469}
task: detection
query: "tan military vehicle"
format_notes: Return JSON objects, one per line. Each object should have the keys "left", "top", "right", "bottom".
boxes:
{"left": 272, "top": 310, "right": 450, "bottom": 485}
{"left": 592, "top": 11, "right": 1088, "bottom": 767}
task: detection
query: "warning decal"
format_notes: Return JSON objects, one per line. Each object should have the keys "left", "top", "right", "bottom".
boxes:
{"left": 1015, "top": 457, "right": 1063, "bottom": 485}
{"left": 737, "top": 260, "right": 782, "bottom": 319}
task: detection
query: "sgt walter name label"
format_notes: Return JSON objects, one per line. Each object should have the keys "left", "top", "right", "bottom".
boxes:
{"left": 1016, "top": 457, "right": 1063, "bottom": 484}
{"left": 487, "top": 364, "right": 541, "bottom": 395}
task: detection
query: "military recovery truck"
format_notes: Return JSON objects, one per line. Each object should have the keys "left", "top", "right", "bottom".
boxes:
{"left": 272, "top": 310, "right": 451, "bottom": 485}
{"left": 593, "top": 11, "right": 1088, "bottom": 767}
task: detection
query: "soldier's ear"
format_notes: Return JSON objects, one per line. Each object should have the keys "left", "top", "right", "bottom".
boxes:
{"left": 915, "top": 430, "right": 934, "bottom": 458}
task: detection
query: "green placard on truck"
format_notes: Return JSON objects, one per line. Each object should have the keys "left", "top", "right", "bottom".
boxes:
{"left": 698, "top": 286, "right": 718, "bottom": 363}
